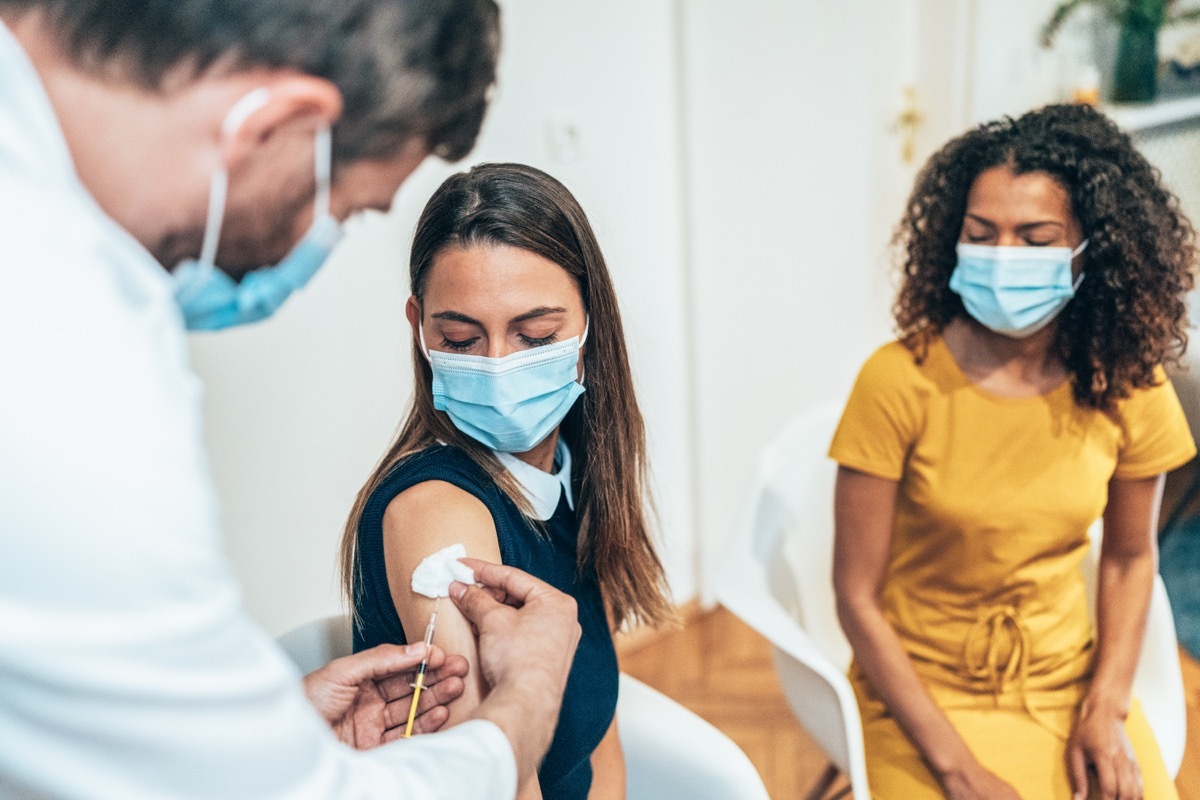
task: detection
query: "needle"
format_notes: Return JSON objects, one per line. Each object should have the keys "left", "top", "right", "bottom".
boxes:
{"left": 402, "top": 596, "right": 440, "bottom": 738}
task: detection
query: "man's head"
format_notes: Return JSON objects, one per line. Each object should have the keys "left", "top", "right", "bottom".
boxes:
{"left": 0, "top": 0, "right": 500, "bottom": 275}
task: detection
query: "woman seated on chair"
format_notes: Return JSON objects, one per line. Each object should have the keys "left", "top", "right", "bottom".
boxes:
{"left": 830, "top": 104, "right": 1196, "bottom": 800}
{"left": 339, "top": 163, "right": 674, "bottom": 800}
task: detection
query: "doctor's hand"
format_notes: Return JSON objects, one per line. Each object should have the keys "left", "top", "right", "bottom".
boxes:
{"left": 451, "top": 559, "right": 581, "bottom": 789}
{"left": 303, "top": 643, "right": 469, "bottom": 749}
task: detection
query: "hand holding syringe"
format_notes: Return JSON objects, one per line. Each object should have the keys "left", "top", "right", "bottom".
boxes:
{"left": 401, "top": 598, "right": 441, "bottom": 738}
{"left": 404, "top": 544, "right": 476, "bottom": 738}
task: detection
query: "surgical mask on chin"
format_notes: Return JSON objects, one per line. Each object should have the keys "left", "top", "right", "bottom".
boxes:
{"left": 949, "top": 240, "right": 1088, "bottom": 339}
{"left": 172, "top": 91, "right": 344, "bottom": 331}
{"left": 421, "top": 323, "right": 588, "bottom": 453}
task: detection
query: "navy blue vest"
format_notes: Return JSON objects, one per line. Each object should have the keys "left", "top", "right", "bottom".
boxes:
{"left": 353, "top": 445, "right": 618, "bottom": 800}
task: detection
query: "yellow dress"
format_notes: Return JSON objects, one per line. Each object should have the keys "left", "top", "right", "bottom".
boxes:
{"left": 829, "top": 337, "right": 1196, "bottom": 800}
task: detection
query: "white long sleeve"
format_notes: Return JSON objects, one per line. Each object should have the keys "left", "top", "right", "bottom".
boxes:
{"left": 0, "top": 21, "right": 516, "bottom": 800}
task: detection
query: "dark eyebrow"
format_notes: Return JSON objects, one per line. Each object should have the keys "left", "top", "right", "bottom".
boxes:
{"left": 1015, "top": 220, "right": 1065, "bottom": 232}
{"left": 965, "top": 213, "right": 1065, "bottom": 231}
{"left": 431, "top": 310, "right": 482, "bottom": 325}
{"left": 429, "top": 307, "right": 568, "bottom": 326}
{"left": 511, "top": 306, "right": 568, "bottom": 324}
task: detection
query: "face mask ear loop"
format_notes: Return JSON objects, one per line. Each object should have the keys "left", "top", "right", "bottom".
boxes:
{"left": 181, "top": 88, "right": 271, "bottom": 292}
{"left": 1070, "top": 239, "right": 1089, "bottom": 292}
{"left": 417, "top": 311, "right": 432, "bottom": 363}
{"left": 577, "top": 314, "right": 589, "bottom": 386}
{"left": 196, "top": 170, "right": 227, "bottom": 272}
{"left": 314, "top": 125, "right": 332, "bottom": 218}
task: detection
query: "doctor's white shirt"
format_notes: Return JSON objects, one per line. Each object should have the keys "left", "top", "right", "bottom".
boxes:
{"left": 0, "top": 21, "right": 517, "bottom": 800}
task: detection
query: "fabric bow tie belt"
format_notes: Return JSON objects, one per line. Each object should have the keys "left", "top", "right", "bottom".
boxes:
{"left": 961, "top": 604, "right": 1066, "bottom": 739}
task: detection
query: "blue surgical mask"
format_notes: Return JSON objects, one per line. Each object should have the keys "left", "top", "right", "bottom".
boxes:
{"left": 172, "top": 90, "right": 343, "bottom": 331}
{"left": 421, "top": 323, "right": 588, "bottom": 453}
{"left": 949, "top": 240, "right": 1088, "bottom": 338}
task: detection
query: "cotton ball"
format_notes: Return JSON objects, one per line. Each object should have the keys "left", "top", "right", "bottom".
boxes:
{"left": 411, "top": 543, "right": 477, "bottom": 598}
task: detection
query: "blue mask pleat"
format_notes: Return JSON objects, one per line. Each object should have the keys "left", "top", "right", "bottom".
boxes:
{"left": 171, "top": 128, "right": 343, "bottom": 331}
{"left": 949, "top": 242, "right": 1086, "bottom": 338}
{"left": 428, "top": 336, "right": 586, "bottom": 453}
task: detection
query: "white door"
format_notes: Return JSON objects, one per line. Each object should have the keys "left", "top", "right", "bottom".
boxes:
{"left": 678, "top": 0, "right": 970, "bottom": 602}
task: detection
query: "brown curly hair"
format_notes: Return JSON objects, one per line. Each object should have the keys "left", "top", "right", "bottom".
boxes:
{"left": 894, "top": 103, "right": 1196, "bottom": 409}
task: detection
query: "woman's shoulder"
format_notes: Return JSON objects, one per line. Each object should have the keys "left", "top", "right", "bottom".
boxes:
{"left": 1109, "top": 366, "right": 1197, "bottom": 478}
{"left": 363, "top": 445, "right": 499, "bottom": 520}
{"left": 853, "top": 336, "right": 944, "bottom": 393}
{"left": 381, "top": 444, "right": 490, "bottom": 490}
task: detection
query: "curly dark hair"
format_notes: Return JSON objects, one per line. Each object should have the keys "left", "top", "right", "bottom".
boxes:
{"left": 894, "top": 103, "right": 1196, "bottom": 409}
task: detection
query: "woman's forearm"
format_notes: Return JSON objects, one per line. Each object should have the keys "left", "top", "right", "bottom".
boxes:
{"left": 1086, "top": 549, "right": 1155, "bottom": 715}
{"left": 1088, "top": 474, "right": 1164, "bottom": 715}
{"left": 838, "top": 596, "right": 976, "bottom": 781}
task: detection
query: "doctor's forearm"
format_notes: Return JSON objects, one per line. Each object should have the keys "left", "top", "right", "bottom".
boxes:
{"left": 473, "top": 676, "right": 563, "bottom": 791}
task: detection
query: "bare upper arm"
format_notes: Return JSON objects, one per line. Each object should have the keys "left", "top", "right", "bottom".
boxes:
{"left": 588, "top": 712, "right": 624, "bottom": 800}
{"left": 382, "top": 479, "right": 503, "bottom": 726}
{"left": 1101, "top": 474, "right": 1164, "bottom": 560}
{"left": 833, "top": 465, "right": 900, "bottom": 608}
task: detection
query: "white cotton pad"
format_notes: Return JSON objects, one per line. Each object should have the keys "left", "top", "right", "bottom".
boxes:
{"left": 410, "top": 543, "right": 476, "bottom": 598}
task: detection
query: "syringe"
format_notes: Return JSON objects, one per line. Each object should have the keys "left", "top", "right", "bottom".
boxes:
{"left": 402, "top": 597, "right": 440, "bottom": 738}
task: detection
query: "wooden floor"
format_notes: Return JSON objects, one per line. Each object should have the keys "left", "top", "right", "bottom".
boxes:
{"left": 620, "top": 606, "right": 1200, "bottom": 800}
{"left": 619, "top": 607, "right": 849, "bottom": 799}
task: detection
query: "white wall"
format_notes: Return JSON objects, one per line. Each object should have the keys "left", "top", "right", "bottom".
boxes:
{"left": 191, "top": 0, "right": 695, "bottom": 636}
{"left": 679, "top": 0, "right": 908, "bottom": 601}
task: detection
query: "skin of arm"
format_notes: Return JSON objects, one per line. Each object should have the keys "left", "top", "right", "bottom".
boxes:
{"left": 383, "top": 479, "right": 543, "bottom": 800}
{"left": 588, "top": 713, "right": 625, "bottom": 799}
{"left": 1066, "top": 474, "right": 1163, "bottom": 800}
{"left": 833, "top": 466, "right": 1020, "bottom": 800}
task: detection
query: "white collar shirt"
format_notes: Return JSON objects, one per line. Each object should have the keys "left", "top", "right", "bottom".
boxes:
{"left": 0, "top": 22, "right": 515, "bottom": 800}
{"left": 494, "top": 439, "right": 575, "bottom": 521}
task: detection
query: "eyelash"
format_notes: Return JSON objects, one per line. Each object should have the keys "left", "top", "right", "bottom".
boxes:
{"left": 440, "top": 337, "right": 479, "bottom": 352}
{"left": 520, "top": 333, "right": 558, "bottom": 347}
{"left": 439, "top": 333, "right": 560, "bottom": 352}
{"left": 965, "top": 235, "right": 1056, "bottom": 247}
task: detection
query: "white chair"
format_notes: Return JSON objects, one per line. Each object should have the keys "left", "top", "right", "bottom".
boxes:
{"left": 718, "top": 401, "right": 1190, "bottom": 798}
{"left": 277, "top": 614, "right": 770, "bottom": 800}
{"left": 717, "top": 402, "right": 867, "bottom": 799}
{"left": 277, "top": 613, "right": 353, "bottom": 675}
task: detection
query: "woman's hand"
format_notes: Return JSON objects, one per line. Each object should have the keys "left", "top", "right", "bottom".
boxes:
{"left": 1067, "top": 704, "right": 1142, "bottom": 800}
{"left": 941, "top": 760, "right": 1022, "bottom": 800}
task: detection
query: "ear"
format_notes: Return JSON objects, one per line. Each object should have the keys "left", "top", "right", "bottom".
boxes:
{"left": 221, "top": 74, "right": 343, "bottom": 168}
{"left": 406, "top": 295, "right": 425, "bottom": 349}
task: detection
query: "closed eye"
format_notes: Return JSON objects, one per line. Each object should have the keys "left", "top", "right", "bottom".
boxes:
{"left": 519, "top": 333, "right": 559, "bottom": 348}
{"left": 440, "top": 336, "right": 479, "bottom": 352}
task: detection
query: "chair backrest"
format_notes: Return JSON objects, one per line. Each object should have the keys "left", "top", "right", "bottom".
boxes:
{"left": 277, "top": 614, "right": 354, "bottom": 675}
{"left": 718, "top": 401, "right": 870, "bottom": 795}
{"left": 276, "top": 617, "right": 771, "bottom": 798}
{"left": 762, "top": 403, "right": 853, "bottom": 668}
{"left": 619, "top": 674, "right": 770, "bottom": 800}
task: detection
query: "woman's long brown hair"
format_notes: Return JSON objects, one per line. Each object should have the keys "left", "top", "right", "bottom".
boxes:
{"left": 339, "top": 163, "right": 674, "bottom": 630}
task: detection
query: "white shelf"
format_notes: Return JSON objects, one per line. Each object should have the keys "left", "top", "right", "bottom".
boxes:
{"left": 1105, "top": 95, "right": 1200, "bottom": 132}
